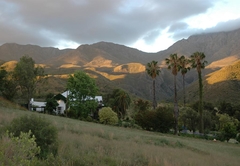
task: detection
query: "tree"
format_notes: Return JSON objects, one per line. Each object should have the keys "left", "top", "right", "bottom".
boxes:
{"left": 0, "top": 67, "right": 7, "bottom": 92}
{"left": 165, "top": 53, "right": 180, "bottom": 135}
{"left": 0, "top": 67, "right": 18, "bottom": 101}
{"left": 134, "top": 98, "right": 151, "bottom": 112}
{"left": 112, "top": 89, "right": 131, "bottom": 119}
{"left": 190, "top": 52, "right": 207, "bottom": 133}
{"left": 179, "top": 107, "right": 199, "bottom": 133}
{"left": 67, "top": 70, "right": 98, "bottom": 118}
{"left": 146, "top": 60, "right": 160, "bottom": 109}
{"left": 98, "top": 107, "right": 118, "bottom": 125}
{"left": 13, "top": 55, "right": 46, "bottom": 110}
{"left": 179, "top": 56, "right": 191, "bottom": 107}
{"left": 6, "top": 115, "right": 58, "bottom": 159}
{"left": 45, "top": 94, "right": 59, "bottom": 114}
{"left": 0, "top": 131, "right": 40, "bottom": 165}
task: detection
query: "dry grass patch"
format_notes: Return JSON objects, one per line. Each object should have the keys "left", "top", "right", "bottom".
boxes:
{"left": 0, "top": 104, "right": 240, "bottom": 166}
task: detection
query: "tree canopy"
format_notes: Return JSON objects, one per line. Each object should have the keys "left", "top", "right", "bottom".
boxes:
{"left": 13, "top": 55, "right": 46, "bottom": 109}
{"left": 67, "top": 70, "right": 98, "bottom": 118}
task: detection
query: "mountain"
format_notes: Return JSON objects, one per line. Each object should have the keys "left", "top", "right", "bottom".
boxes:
{"left": 0, "top": 43, "right": 72, "bottom": 63}
{"left": 46, "top": 42, "right": 158, "bottom": 67}
{"left": 160, "top": 28, "right": 240, "bottom": 65}
{"left": 1, "top": 28, "right": 240, "bottom": 103}
{"left": 181, "top": 60, "right": 240, "bottom": 104}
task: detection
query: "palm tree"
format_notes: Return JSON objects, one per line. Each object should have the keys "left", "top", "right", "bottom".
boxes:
{"left": 179, "top": 56, "right": 191, "bottom": 107}
{"left": 114, "top": 89, "right": 131, "bottom": 119}
{"left": 146, "top": 60, "right": 161, "bottom": 109}
{"left": 190, "top": 52, "right": 207, "bottom": 133}
{"left": 165, "top": 53, "right": 180, "bottom": 135}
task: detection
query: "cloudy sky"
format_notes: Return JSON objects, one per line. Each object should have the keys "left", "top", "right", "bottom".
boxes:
{"left": 1, "top": 0, "right": 240, "bottom": 52}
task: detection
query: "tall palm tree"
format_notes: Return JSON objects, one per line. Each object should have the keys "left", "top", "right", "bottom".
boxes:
{"left": 146, "top": 60, "right": 161, "bottom": 109}
{"left": 179, "top": 56, "right": 191, "bottom": 107}
{"left": 190, "top": 52, "right": 207, "bottom": 133}
{"left": 165, "top": 53, "right": 180, "bottom": 135}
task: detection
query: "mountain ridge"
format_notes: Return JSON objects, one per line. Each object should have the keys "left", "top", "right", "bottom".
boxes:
{"left": 1, "top": 27, "right": 240, "bottom": 103}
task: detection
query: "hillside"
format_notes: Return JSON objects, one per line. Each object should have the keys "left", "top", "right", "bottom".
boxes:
{"left": 181, "top": 60, "right": 240, "bottom": 104}
{"left": 1, "top": 28, "right": 240, "bottom": 102}
{"left": 0, "top": 101, "right": 240, "bottom": 166}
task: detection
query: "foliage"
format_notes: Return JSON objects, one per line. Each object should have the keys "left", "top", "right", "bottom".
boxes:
{"left": 0, "top": 131, "right": 40, "bottom": 165}
{"left": 215, "top": 113, "right": 239, "bottom": 142}
{"left": 178, "top": 55, "right": 191, "bottom": 106}
{"left": 236, "top": 133, "right": 240, "bottom": 142}
{"left": 67, "top": 70, "right": 98, "bottom": 118}
{"left": 98, "top": 107, "right": 118, "bottom": 125}
{"left": 0, "top": 67, "right": 18, "bottom": 100}
{"left": 45, "top": 98, "right": 59, "bottom": 114}
{"left": 221, "top": 123, "right": 238, "bottom": 142}
{"left": 165, "top": 53, "right": 180, "bottom": 135}
{"left": 5, "top": 115, "right": 58, "bottom": 159}
{"left": 135, "top": 106, "right": 174, "bottom": 133}
{"left": 190, "top": 51, "right": 207, "bottom": 133}
{"left": 13, "top": 55, "right": 46, "bottom": 110}
{"left": 133, "top": 98, "right": 151, "bottom": 112}
{"left": 146, "top": 60, "right": 160, "bottom": 109}
{"left": 107, "top": 89, "right": 131, "bottom": 119}
{"left": 179, "top": 107, "right": 198, "bottom": 132}
{"left": 218, "top": 101, "right": 234, "bottom": 116}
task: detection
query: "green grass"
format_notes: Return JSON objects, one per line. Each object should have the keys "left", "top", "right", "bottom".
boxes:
{"left": 0, "top": 102, "right": 240, "bottom": 165}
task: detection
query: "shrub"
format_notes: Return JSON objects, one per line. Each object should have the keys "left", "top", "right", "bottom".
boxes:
{"left": 221, "top": 123, "right": 237, "bottom": 142}
{"left": 0, "top": 131, "right": 40, "bottom": 165}
{"left": 236, "top": 133, "right": 240, "bottom": 142}
{"left": 135, "top": 106, "right": 174, "bottom": 133}
{"left": 5, "top": 115, "right": 58, "bottom": 159}
{"left": 99, "top": 107, "right": 118, "bottom": 125}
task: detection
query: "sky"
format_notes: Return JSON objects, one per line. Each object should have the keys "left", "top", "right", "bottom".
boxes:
{"left": 0, "top": 0, "right": 240, "bottom": 53}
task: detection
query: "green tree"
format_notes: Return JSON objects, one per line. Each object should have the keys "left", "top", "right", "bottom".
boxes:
{"left": 179, "top": 56, "right": 191, "bottom": 107}
{"left": 113, "top": 89, "right": 131, "bottom": 119}
{"left": 45, "top": 94, "right": 59, "bottom": 114}
{"left": 135, "top": 106, "right": 174, "bottom": 133}
{"left": 190, "top": 52, "right": 207, "bottom": 133}
{"left": 13, "top": 55, "right": 46, "bottom": 110}
{"left": 146, "top": 60, "right": 160, "bottom": 109}
{"left": 98, "top": 107, "right": 118, "bottom": 125}
{"left": 165, "top": 53, "right": 180, "bottom": 135}
{"left": 0, "top": 67, "right": 7, "bottom": 92}
{"left": 134, "top": 98, "right": 151, "bottom": 112}
{"left": 67, "top": 70, "right": 98, "bottom": 118}
{"left": 179, "top": 107, "right": 199, "bottom": 132}
{"left": 0, "top": 131, "right": 40, "bottom": 165}
{"left": 0, "top": 67, "right": 18, "bottom": 101}
{"left": 6, "top": 115, "right": 58, "bottom": 159}
{"left": 218, "top": 101, "right": 234, "bottom": 116}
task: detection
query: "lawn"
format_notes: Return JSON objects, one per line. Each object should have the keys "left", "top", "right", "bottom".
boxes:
{"left": 0, "top": 102, "right": 239, "bottom": 166}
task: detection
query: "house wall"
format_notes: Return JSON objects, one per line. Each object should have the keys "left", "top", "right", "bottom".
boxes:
{"left": 56, "top": 100, "right": 65, "bottom": 114}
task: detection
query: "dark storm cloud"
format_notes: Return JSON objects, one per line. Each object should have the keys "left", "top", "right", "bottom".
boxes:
{"left": 0, "top": 0, "right": 237, "bottom": 49}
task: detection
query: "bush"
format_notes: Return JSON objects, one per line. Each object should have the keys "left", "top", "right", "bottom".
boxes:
{"left": 236, "top": 133, "right": 240, "bottom": 142}
{"left": 135, "top": 106, "right": 174, "bottom": 133}
{"left": 99, "top": 107, "right": 118, "bottom": 125}
{"left": 221, "top": 123, "right": 237, "bottom": 142}
{"left": 0, "top": 131, "right": 40, "bottom": 165}
{"left": 5, "top": 115, "right": 58, "bottom": 159}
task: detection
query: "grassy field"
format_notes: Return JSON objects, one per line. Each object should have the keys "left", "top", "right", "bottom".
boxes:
{"left": 0, "top": 100, "right": 240, "bottom": 165}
